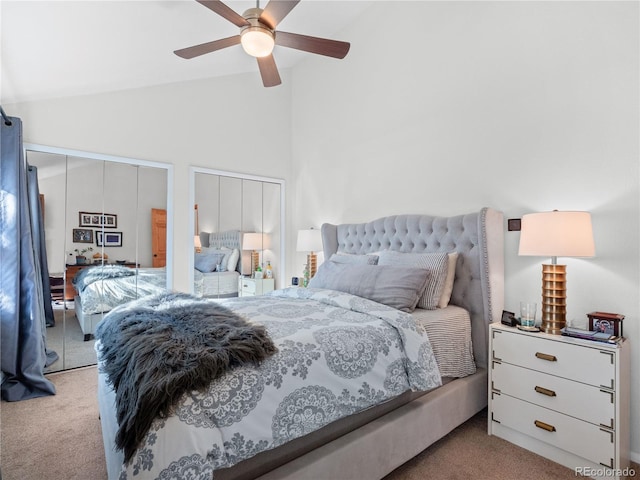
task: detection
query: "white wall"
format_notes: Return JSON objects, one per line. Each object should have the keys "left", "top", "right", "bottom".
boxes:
{"left": 290, "top": 1, "right": 639, "bottom": 459}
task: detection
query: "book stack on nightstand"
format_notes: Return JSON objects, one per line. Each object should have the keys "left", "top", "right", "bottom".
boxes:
{"left": 488, "top": 322, "right": 630, "bottom": 479}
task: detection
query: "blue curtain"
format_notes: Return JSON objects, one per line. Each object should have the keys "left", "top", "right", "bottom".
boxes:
{"left": 1, "top": 114, "right": 57, "bottom": 401}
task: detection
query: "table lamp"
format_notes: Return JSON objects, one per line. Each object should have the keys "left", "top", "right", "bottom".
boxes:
{"left": 297, "top": 228, "right": 323, "bottom": 280}
{"left": 194, "top": 204, "right": 202, "bottom": 253}
{"left": 518, "top": 210, "right": 595, "bottom": 334}
{"left": 243, "top": 232, "right": 263, "bottom": 276}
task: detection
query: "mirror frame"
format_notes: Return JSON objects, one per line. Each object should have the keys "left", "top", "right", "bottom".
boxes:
{"left": 189, "top": 166, "right": 286, "bottom": 292}
{"left": 24, "top": 143, "right": 174, "bottom": 291}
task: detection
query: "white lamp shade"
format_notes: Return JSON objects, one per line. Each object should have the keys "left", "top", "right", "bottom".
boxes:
{"left": 241, "top": 27, "right": 275, "bottom": 57}
{"left": 297, "top": 229, "right": 322, "bottom": 253}
{"left": 243, "top": 232, "right": 264, "bottom": 251}
{"left": 193, "top": 235, "right": 202, "bottom": 249}
{"left": 518, "top": 211, "right": 595, "bottom": 258}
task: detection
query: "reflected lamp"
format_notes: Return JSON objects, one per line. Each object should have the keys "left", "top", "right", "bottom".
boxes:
{"left": 194, "top": 204, "right": 202, "bottom": 253}
{"left": 243, "top": 232, "right": 264, "bottom": 275}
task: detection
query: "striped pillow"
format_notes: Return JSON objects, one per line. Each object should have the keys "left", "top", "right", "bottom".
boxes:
{"left": 378, "top": 251, "right": 449, "bottom": 310}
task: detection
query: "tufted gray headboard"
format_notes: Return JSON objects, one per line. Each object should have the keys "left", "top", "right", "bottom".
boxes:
{"left": 321, "top": 208, "right": 504, "bottom": 368}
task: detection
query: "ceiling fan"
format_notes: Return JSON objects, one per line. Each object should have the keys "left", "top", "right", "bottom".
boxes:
{"left": 174, "top": 0, "right": 351, "bottom": 87}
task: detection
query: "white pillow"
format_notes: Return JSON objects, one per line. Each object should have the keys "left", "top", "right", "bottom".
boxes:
{"left": 227, "top": 248, "right": 240, "bottom": 272}
{"left": 377, "top": 251, "right": 449, "bottom": 310}
{"left": 438, "top": 252, "right": 458, "bottom": 308}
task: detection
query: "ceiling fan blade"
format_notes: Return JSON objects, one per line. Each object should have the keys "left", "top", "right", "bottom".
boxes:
{"left": 174, "top": 35, "right": 241, "bottom": 59}
{"left": 259, "top": 0, "right": 300, "bottom": 29}
{"left": 275, "top": 31, "right": 350, "bottom": 59}
{"left": 196, "top": 0, "right": 249, "bottom": 28}
{"left": 257, "top": 55, "right": 282, "bottom": 87}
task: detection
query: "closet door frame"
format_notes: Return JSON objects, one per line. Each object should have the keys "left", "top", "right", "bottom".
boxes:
{"left": 189, "top": 166, "right": 286, "bottom": 291}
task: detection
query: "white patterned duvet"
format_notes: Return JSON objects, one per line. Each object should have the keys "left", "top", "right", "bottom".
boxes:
{"left": 98, "top": 287, "right": 442, "bottom": 479}
{"left": 74, "top": 266, "right": 166, "bottom": 315}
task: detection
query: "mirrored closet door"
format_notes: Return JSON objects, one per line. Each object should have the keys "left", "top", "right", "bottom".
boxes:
{"left": 26, "top": 146, "right": 171, "bottom": 373}
{"left": 192, "top": 168, "right": 284, "bottom": 299}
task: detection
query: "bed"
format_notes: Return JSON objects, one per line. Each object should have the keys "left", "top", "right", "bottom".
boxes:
{"left": 97, "top": 207, "right": 504, "bottom": 480}
{"left": 73, "top": 231, "right": 243, "bottom": 340}
{"left": 194, "top": 230, "right": 243, "bottom": 298}
{"left": 73, "top": 265, "right": 167, "bottom": 341}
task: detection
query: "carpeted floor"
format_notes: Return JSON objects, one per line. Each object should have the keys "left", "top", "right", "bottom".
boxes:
{"left": 45, "top": 305, "right": 98, "bottom": 373}
{"left": 1, "top": 366, "right": 106, "bottom": 480}
{"left": 1, "top": 366, "right": 637, "bottom": 480}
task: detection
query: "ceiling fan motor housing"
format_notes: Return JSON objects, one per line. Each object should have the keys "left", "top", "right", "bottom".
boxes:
{"left": 240, "top": 8, "right": 275, "bottom": 57}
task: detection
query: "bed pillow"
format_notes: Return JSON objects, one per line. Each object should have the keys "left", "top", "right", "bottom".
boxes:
{"left": 329, "top": 253, "right": 379, "bottom": 265}
{"left": 438, "top": 252, "right": 459, "bottom": 308}
{"left": 194, "top": 252, "right": 226, "bottom": 273}
{"left": 227, "top": 248, "right": 240, "bottom": 272}
{"left": 308, "top": 261, "right": 430, "bottom": 313}
{"left": 377, "top": 251, "right": 449, "bottom": 310}
{"left": 199, "top": 247, "right": 232, "bottom": 271}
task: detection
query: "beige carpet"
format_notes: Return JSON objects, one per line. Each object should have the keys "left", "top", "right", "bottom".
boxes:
{"left": 1, "top": 366, "right": 106, "bottom": 480}
{"left": 1, "top": 367, "right": 637, "bottom": 480}
{"left": 45, "top": 305, "right": 98, "bottom": 373}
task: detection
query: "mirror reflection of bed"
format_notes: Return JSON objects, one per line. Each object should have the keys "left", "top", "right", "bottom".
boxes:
{"left": 26, "top": 146, "right": 170, "bottom": 373}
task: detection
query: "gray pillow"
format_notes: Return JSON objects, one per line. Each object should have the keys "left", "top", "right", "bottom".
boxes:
{"left": 308, "top": 262, "right": 430, "bottom": 313}
{"left": 194, "top": 252, "right": 225, "bottom": 273}
{"left": 200, "top": 247, "right": 230, "bottom": 272}
{"left": 329, "top": 253, "right": 379, "bottom": 265}
{"left": 377, "top": 251, "right": 449, "bottom": 310}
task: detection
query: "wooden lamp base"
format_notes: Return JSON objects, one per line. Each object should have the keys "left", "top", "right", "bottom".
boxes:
{"left": 540, "top": 264, "right": 567, "bottom": 335}
{"left": 251, "top": 251, "right": 260, "bottom": 274}
{"left": 307, "top": 252, "right": 318, "bottom": 278}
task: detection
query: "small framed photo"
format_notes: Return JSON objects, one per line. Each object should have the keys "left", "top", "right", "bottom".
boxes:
{"left": 72, "top": 228, "right": 93, "bottom": 244}
{"left": 588, "top": 312, "right": 624, "bottom": 338}
{"left": 501, "top": 309, "right": 517, "bottom": 327}
{"left": 79, "top": 211, "right": 117, "bottom": 228}
{"left": 96, "top": 231, "right": 123, "bottom": 247}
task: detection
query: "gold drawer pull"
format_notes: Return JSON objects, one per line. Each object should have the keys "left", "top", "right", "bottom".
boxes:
{"left": 534, "top": 420, "right": 556, "bottom": 432}
{"left": 534, "top": 386, "right": 557, "bottom": 397}
{"left": 535, "top": 352, "right": 557, "bottom": 362}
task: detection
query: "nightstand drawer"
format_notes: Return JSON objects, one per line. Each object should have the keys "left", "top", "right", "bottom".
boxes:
{"left": 240, "top": 279, "right": 257, "bottom": 294}
{"left": 239, "top": 277, "right": 274, "bottom": 297}
{"left": 491, "top": 393, "right": 615, "bottom": 468}
{"left": 491, "top": 329, "right": 615, "bottom": 389}
{"left": 491, "top": 361, "right": 615, "bottom": 428}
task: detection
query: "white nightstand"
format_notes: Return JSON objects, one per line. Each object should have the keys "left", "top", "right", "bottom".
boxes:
{"left": 238, "top": 277, "right": 275, "bottom": 297}
{"left": 488, "top": 322, "right": 630, "bottom": 479}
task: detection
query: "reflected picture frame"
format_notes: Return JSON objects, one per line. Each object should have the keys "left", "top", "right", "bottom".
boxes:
{"left": 79, "top": 211, "right": 117, "bottom": 228}
{"left": 72, "top": 228, "right": 94, "bottom": 244}
{"left": 96, "top": 231, "right": 123, "bottom": 247}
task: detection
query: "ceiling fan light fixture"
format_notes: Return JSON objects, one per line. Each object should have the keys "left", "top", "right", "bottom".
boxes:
{"left": 241, "top": 27, "right": 275, "bottom": 58}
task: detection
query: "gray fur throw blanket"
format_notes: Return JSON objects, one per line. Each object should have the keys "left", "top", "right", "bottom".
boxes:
{"left": 94, "top": 292, "right": 277, "bottom": 464}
